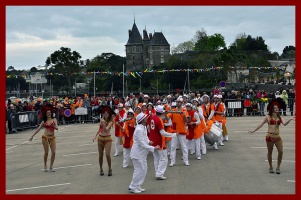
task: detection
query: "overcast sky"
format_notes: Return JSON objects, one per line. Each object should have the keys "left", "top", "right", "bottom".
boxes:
{"left": 6, "top": 6, "right": 295, "bottom": 70}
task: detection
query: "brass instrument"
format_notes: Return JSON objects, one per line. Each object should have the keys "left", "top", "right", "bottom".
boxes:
{"left": 166, "top": 110, "right": 183, "bottom": 114}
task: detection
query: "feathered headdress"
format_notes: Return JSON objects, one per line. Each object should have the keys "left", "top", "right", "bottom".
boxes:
{"left": 267, "top": 97, "right": 286, "bottom": 112}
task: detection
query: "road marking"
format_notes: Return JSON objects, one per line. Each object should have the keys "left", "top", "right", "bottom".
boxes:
{"left": 251, "top": 147, "right": 295, "bottom": 150}
{"left": 6, "top": 183, "right": 71, "bottom": 192}
{"left": 265, "top": 160, "right": 295, "bottom": 163}
{"left": 6, "top": 140, "right": 29, "bottom": 150}
{"left": 287, "top": 180, "right": 295, "bottom": 183}
{"left": 79, "top": 143, "right": 95, "bottom": 146}
{"left": 62, "top": 152, "right": 97, "bottom": 156}
{"left": 40, "top": 164, "right": 92, "bottom": 170}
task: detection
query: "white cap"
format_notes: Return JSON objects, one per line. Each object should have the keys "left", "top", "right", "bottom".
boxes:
{"left": 127, "top": 108, "right": 134, "bottom": 114}
{"left": 142, "top": 103, "right": 147, "bottom": 107}
{"left": 156, "top": 100, "right": 161, "bottom": 104}
{"left": 185, "top": 103, "right": 193, "bottom": 107}
{"left": 176, "top": 97, "right": 183, "bottom": 102}
{"left": 171, "top": 102, "right": 177, "bottom": 107}
{"left": 136, "top": 113, "right": 149, "bottom": 124}
{"left": 125, "top": 102, "right": 130, "bottom": 106}
{"left": 117, "top": 103, "right": 124, "bottom": 108}
{"left": 183, "top": 94, "right": 188, "bottom": 98}
{"left": 143, "top": 94, "right": 149, "bottom": 98}
{"left": 167, "top": 95, "right": 172, "bottom": 98}
{"left": 192, "top": 98, "right": 199, "bottom": 103}
{"left": 155, "top": 105, "right": 165, "bottom": 113}
{"left": 202, "top": 94, "right": 210, "bottom": 99}
{"left": 213, "top": 95, "right": 218, "bottom": 98}
{"left": 148, "top": 102, "right": 153, "bottom": 106}
{"left": 217, "top": 95, "right": 223, "bottom": 99}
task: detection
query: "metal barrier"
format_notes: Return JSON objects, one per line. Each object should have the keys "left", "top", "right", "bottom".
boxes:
{"left": 9, "top": 111, "right": 39, "bottom": 133}
{"left": 224, "top": 100, "right": 244, "bottom": 116}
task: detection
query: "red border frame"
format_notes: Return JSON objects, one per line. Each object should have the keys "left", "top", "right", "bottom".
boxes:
{"left": 1, "top": 1, "right": 299, "bottom": 200}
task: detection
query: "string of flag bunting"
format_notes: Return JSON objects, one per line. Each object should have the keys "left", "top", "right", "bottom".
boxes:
{"left": 6, "top": 66, "right": 287, "bottom": 79}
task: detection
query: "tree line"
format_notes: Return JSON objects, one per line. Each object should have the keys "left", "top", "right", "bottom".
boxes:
{"left": 6, "top": 29, "right": 295, "bottom": 96}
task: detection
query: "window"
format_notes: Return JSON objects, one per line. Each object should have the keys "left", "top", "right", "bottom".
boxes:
{"left": 161, "top": 52, "right": 164, "bottom": 57}
{"left": 161, "top": 58, "right": 164, "bottom": 63}
{"left": 132, "top": 46, "right": 136, "bottom": 52}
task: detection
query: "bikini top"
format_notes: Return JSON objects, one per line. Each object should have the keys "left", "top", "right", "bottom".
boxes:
{"left": 44, "top": 120, "right": 55, "bottom": 131}
{"left": 269, "top": 117, "right": 281, "bottom": 125}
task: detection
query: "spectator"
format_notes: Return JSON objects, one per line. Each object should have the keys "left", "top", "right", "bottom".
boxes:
{"left": 287, "top": 89, "right": 295, "bottom": 116}
{"left": 280, "top": 90, "right": 288, "bottom": 116}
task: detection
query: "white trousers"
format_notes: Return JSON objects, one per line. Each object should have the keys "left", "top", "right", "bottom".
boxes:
{"left": 216, "top": 123, "right": 223, "bottom": 144}
{"left": 170, "top": 134, "right": 189, "bottom": 164}
{"left": 187, "top": 139, "right": 195, "bottom": 153}
{"left": 115, "top": 136, "right": 122, "bottom": 155}
{"left": 123, "top": 148, "right": 131, "bottom": 167}
{"left": 200, "top": 134, "right": 207, "bottom": 154}
{"left": 129, "top": 158, "right": 147, "bottom": 189}
{"left": 153, "top": 149, "right": 168, "bottom": 177}
{"left": 166, "top": 140, "right": 171, "bottom": 154}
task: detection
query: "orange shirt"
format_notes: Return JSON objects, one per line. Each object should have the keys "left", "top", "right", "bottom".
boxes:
{"left": 211, "top": 102, "right": 225, "bottom": 122}
{"left": 168, "top": 107, "right": 188, "bottom": 135}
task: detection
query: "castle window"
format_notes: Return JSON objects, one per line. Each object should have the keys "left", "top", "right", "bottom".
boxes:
{"left": 160, "top": 46, "right": 164, "bottom": 50}
{"left": 161, "top": 58, "right": 164, "bottom": 63}
{"left": 161, "top": 52, "right": 164, "bottom": 57}
{"left": 132, "top": 46, "right": 136, "bottom": 52}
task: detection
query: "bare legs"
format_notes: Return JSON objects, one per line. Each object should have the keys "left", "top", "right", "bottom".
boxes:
{"left": 42, "top": 137, "right": 56, "bottom": 171}
{"left": 266, "top": 139, "right": 283, "bottom": 173}
{"left": 98, "top": 142, "right": 112, "bottom": 175}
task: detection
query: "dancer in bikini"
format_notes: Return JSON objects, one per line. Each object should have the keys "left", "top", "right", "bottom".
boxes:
{"left": 93, "top": 106, "right": 114, "bottom": 176}
{"left": 248, "top": 99, "right": 294, "bottom": 174}
{"left": 29, "top": 105, "right": 58, "bottom": 172}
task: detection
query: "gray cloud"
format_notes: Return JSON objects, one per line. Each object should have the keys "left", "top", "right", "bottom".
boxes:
{"left": 6, "top": 6, "right": 295, "bottom": 70}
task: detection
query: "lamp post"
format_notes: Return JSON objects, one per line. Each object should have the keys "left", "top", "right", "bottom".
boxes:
{"left": 284, "top": 72, "right": 291, "bottom": 85}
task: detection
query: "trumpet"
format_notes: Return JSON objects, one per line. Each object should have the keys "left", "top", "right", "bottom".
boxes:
{"left": 166, "top": 110, "right": 183, "bottom": 114}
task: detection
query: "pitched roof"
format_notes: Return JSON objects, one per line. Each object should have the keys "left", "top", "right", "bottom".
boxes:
{"left": 149, "top": 32, "right": 169, "bottom": 46}
{"left": 126, "top": 22, "right": 142, "bottom": 45}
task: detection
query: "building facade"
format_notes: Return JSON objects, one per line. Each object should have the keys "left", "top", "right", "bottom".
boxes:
{"left": 125, "top": 20, "right": 170, "bottom": 71}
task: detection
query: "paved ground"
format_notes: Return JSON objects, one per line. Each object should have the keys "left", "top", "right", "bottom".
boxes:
{"left": 5, "top": 115, "right": 295, "bottom": 194}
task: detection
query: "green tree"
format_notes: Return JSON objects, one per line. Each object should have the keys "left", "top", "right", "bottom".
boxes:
{"left": 45, "top": 47, "right": 82, "bottom": 95}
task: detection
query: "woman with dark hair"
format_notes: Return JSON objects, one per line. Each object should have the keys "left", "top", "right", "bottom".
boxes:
{"left": 93, "top": 106, "right": 114, "bottom": 176}
{"left": 248, "top": 99, "right": 294, "bottom": 174}
{"left": 29, "top": 106, "right": 58, "bottom": 172}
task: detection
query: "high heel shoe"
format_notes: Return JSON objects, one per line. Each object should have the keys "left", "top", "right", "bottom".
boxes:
{"left": 269, "top": 168, "right": 274, "bottom": 173}
{"left": 100, "top": 170, "right": 104, "bottom": 176}
{"left": 108, "top": 170, "right": 112, "bottom": 176}
{"left": 276, "top": 168, "right": 281, "bottom": 174}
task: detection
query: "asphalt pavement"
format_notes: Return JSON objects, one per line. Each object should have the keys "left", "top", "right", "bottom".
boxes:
{"left": 5, "top": 115, "right": 296, "bottom": 194}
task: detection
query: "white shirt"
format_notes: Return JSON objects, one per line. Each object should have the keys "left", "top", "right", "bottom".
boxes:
{"left": 130, "top": 124, "right": 155, "bottom": 160}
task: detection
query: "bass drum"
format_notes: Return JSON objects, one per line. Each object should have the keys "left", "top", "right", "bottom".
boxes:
{"left": 204, "top": 132, "right": 218, "bottom": 145}
{"left": 64, "top": 109, "right": 72, "bottom": 117}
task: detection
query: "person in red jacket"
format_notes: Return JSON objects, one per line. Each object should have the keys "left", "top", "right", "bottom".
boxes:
{"left": 149, "top": 105, "right": 177, "bottom": 180}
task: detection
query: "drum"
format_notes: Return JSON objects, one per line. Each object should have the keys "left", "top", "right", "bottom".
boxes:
{"left": 244, "top": 99, "right": 251, "bottom": 107}
{"left": 204, "top": 132, "right": 218, "bottom": 145}
{"left": 64, "top": 109, "right": 71, "bottom": 117}
{"left": 210, "top": 123, "right": 223, "bottom": 138}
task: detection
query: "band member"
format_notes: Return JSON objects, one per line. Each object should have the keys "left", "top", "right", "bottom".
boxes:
{"left": 217, "top": 95, "right": 229, "bottom": 141}
{"left": 248, "top": 99, "right": 294, "bottom": 174}
{"left": 192, "top": 98, "right": 207, "bottom": 155}
{"left": 128, "top": 113, "right": 160, "bottom": 193}
{"left": 114, "top": 103, "right": 126, "bottom": 156}
{"left": 168, "top": 97, "right": 190, "bottom": 167}
{"left": 93, "top": 106, "right": 114, "bottom": 176}
{"left": 29, "top": 105, "right": 58, "bottom": 172}
{"left": 121, "top": 110, "right": 136, "bottom": 168}
{"left": 208, "top": 95, "right": 225, "bottom": 146}
{"left": 149, "top": 105, "right": 177, "bottom": 179}
{"left": 185, "top": 103, "right": 202, "bottom": 160}
{"left": 201, "top": 94, "right": 218, "bottom": 150}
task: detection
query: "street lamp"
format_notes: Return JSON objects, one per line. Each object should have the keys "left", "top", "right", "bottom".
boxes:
{"left": 284, "top": 72, "right": 292, "bottom": 85}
